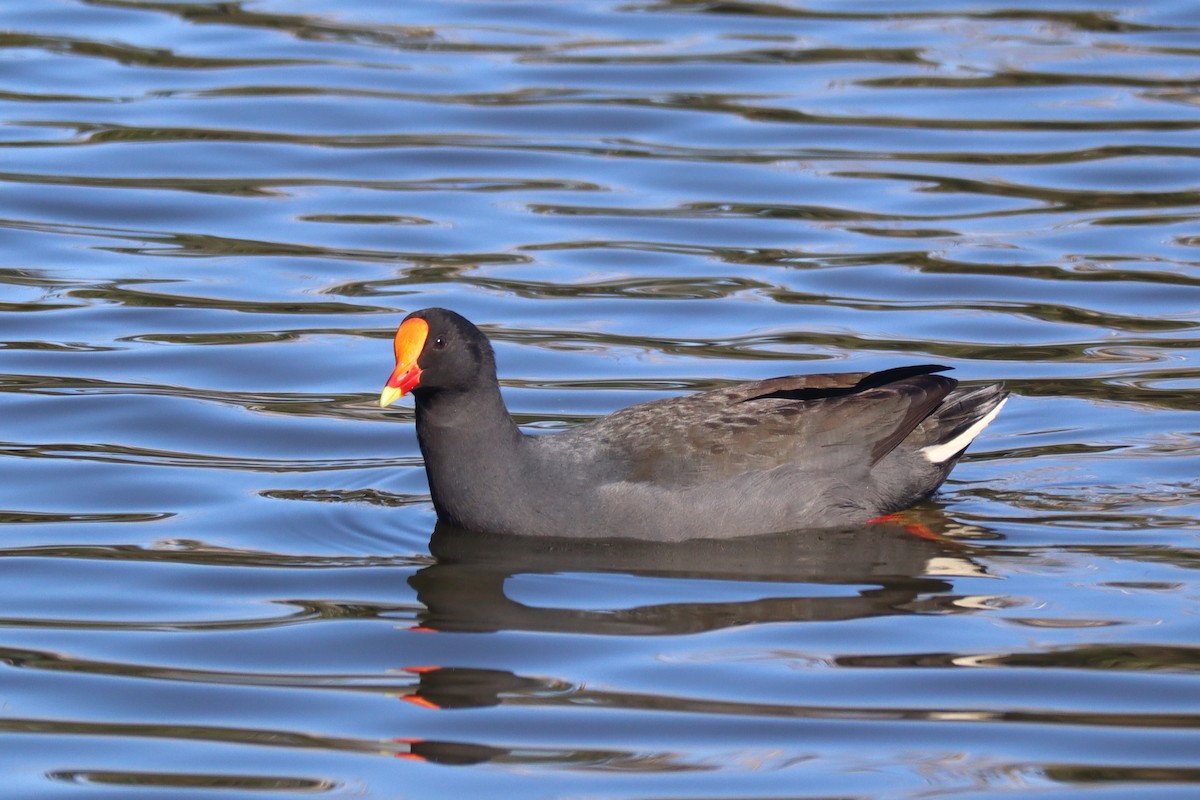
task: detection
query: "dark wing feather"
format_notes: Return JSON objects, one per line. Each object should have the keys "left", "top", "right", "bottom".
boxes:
{"left": 574, "top": 366, "right": 956, "bottom": 488}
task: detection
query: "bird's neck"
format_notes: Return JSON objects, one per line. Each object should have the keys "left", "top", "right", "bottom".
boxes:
{"left": 413, "top": 382, "right": 527, "bottom": 531}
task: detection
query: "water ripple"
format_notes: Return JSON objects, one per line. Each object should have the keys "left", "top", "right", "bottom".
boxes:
{"left": 2, "top": 0, "right": 1199, "bottom": 797}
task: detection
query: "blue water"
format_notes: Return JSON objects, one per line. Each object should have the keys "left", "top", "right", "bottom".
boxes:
{"left": 1, "top": 1, "right": 1199, "bottom": 798}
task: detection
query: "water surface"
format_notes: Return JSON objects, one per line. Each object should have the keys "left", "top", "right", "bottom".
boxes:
{"left": 1, "top": 1, "right": 1199, "bottom": 798}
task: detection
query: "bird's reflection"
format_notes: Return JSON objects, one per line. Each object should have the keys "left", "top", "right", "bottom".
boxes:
{"left": 396, "top": 514, "right": 999, "bottom": 767}
{"left": 395, "top": 733, "right": 697, "bottom": 770}
{"left": 409, "top": 512, "right": 993, "bottom": 636}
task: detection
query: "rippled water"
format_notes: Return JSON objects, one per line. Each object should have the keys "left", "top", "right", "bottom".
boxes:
{"left": 2, "top": 1, "right": 1199, "bottom": 797}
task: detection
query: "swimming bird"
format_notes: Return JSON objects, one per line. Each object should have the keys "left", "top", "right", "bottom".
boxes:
{"left": 379, "top": 308, "right": 1007, "bottom": 540}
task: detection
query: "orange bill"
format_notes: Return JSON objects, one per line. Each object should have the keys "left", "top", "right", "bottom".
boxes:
{"left": 380, "top": 317, "right": 429, "bottom": 407}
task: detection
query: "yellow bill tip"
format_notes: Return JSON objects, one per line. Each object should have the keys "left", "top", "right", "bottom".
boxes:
{"left": 379, "top": 384, "right": 405, "bottom": 408}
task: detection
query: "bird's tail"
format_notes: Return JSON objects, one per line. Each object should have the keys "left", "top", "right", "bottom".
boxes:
{"left": 918, "top": 383, "right": 1008, "bottom": 464}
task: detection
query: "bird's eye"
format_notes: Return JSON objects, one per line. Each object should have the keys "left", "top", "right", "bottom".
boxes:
{"left": 433, "top": 336, "right": 446, "bottom": 349}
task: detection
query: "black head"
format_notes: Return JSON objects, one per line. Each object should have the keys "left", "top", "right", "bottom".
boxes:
{"left": 380, "top": 308, "right": 497, "bottom": 406}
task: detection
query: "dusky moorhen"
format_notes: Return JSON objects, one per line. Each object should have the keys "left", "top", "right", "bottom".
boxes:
{"left": 380, "top": 308, "right": 1007, "bottom": 540}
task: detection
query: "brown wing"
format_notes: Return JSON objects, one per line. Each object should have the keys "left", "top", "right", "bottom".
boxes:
{"left": 577, "top": 365, "right": 956, "bottom": 488}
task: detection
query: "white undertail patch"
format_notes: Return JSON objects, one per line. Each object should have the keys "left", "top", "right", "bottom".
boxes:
{"left": 921, "top": 397, "right": 1007, "bottom": 464}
